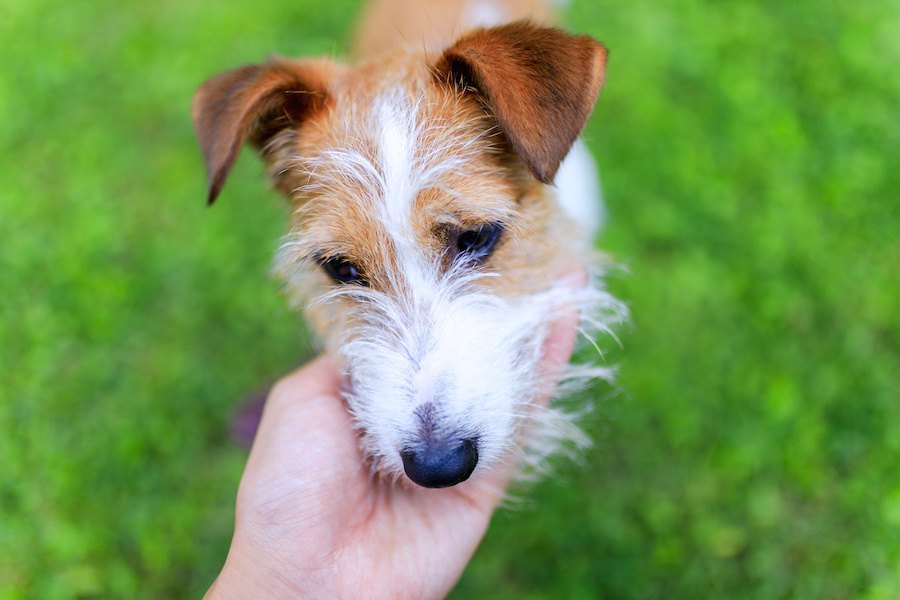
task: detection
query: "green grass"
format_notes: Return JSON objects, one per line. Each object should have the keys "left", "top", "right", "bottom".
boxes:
{"left": 1, "top": 0, "right": 897, "bottom": 597}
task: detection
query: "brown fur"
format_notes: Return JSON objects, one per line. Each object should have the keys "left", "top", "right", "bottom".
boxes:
{"left": 192, "top": 58, "right": 342, "bottom": 204}
{"left": 191, "top": 4, "right": 607, "bottom": 342}
{"left": 434, "top": 22, "right": 607, "bottom": 183}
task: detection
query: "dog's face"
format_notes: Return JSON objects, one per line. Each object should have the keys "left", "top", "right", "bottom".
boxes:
{"left": 193, "top": 23, "right": 609, "bottom": 487}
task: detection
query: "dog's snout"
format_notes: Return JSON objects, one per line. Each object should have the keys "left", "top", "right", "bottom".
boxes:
{"left": 400, "top": 438, "right": 478, "bottom": 488}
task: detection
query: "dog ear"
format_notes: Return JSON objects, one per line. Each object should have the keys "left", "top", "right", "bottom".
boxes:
{"left": 434, "top": 22, "right": 607, "bottom": 184}
{"left": 192, "top": 58, "right": 337, "bottom": 205}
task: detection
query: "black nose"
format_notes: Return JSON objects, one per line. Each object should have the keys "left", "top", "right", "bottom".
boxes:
{"left": 401, "top": 438, "right": 479, "bottom": 488}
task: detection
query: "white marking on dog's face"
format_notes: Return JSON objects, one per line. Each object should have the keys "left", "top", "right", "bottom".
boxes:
{"left": 375, "top": 92, "right": 417, "bottom": 238}
{"left": 329, "top": 91, "right": 535, "bottom": 477}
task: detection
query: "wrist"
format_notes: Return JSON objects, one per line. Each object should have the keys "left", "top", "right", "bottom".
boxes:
{"left": 205, "top": 534, "right": 308, "bottom": 599}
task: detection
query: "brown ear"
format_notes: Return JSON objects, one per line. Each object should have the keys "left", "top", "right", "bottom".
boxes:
{"left": 434, "top": 22, "right": 607, "bottom": 184}
{"left": 191, "top": 58, "right": 336, "bottom": 204}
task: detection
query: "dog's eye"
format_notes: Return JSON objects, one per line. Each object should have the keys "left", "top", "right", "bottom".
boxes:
{"left": 456, "top": 223, "right": 503, "bottom": 262}
{"left": 321, "top": 257, "right": 365, "bottom": 285}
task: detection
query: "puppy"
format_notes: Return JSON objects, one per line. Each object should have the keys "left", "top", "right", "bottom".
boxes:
{"left": 192, "top": 0, "right": 625, "bottom": 488}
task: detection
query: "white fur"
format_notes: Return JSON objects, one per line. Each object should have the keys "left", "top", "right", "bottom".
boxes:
{"left": 274, "top": 88, "right": 625, "bottom": 484}
{"left": 318, "top": 266, "right": 625, "bottom": 479}
{"left": 375, "top": 92, "right": 418, "bottom": 239}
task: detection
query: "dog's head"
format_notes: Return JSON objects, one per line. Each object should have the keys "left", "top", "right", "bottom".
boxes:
{"left": 192, "top": 23, "right": 609, "bottom": 487}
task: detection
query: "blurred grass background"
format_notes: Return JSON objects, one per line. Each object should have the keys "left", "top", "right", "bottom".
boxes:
{"left": 1, "top": 0, "right": 897, "bottom": 597}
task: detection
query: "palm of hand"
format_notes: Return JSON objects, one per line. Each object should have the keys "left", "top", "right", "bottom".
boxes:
{"left": 209, "top": 304, "right": 578, "bottom": 599}
{"left": 230, "top": 356, "right": 503, "bottom": 599}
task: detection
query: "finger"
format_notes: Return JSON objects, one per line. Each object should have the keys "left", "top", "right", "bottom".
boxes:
{"left": 266, "top": 354, "right": 343, "bottom": 412}
{"left": 538, "top": 297, "right": 581, "bottom": 391}
{"left": 244, "top": 354, "right": 360, "bottom": 481}
{"left": 536, "top": 266, "right": 588, "bottom": 405}
{"left": 255, "top": 355, "right": 343, "bottom": 439}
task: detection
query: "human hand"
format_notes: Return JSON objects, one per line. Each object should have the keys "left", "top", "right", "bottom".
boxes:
{"left": 206, "top": 307, "right": 579, "bottom": 599}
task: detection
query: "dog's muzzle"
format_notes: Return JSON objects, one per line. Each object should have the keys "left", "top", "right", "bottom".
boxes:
{"left": 400, "top": 437, "right": 478, "bottom": 488}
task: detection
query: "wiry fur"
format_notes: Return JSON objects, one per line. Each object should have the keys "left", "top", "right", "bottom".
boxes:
{"left": 193, "top": 0, "right": 625, "bottom": 486}
{"left": 278, "top": 246, "right": 626, "bottom": 482}
{"left": 271, "top": 88, "right": 626, "bottom": 483}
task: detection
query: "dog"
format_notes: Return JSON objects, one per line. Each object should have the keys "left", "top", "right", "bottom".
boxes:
{"left": 192, "top": 0, "right": 625, "bottom": 489}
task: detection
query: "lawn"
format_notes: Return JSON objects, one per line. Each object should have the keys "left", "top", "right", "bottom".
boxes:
{"left": 1, "top": 0, "right": 897, "bottom": 597}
